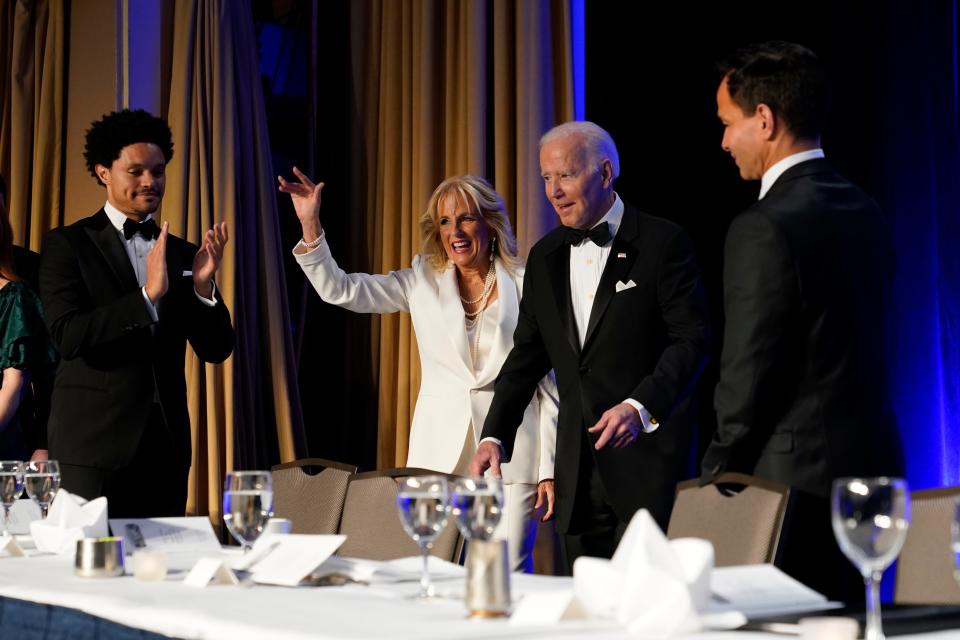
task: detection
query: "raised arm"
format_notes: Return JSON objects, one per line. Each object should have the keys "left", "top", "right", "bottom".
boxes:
{"left": 280, "top": 168, "right": 417, "bottom": 314}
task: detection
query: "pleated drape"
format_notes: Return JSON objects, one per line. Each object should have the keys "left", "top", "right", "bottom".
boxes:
{"left": 348, "top": 0, "right": 573, "bottom": 468}
{"left": 0, "top": 0, "right": 67, "bottom": 245}
{"left": 164, "top": 0, "right": 306, "bottom": 520}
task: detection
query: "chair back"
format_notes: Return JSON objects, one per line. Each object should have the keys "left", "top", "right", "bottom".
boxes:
{"left": 337, "top": 468, "right": 463, "bottom": 562}
{"left": 271, "top": 458, "right": 357, "bottom": 534}
{"left": 667, "top": 473, "right": 791, "bottom": 566}
{"left": 895, "top": 486, "right": 960, "bottom": 604}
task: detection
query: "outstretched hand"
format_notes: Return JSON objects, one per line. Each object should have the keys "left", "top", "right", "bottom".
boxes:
{"left": 193, "top": 222, "right": 229, "bottom": 298}
{"left": 587, "top": 402, "right": 642, "bottom": 449}
{"left": 469, "top": 441, "right": 503, "bottom": 478}
{"left": 278, "top": 167, "right": 324, "bottom": 242}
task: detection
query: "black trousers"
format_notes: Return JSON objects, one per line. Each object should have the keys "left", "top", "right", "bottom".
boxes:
{"left": 60, "top": 404, "right": 189, "bottom": 519}
{"left": 560, "top": 430, "right": 629, "bottom": 574}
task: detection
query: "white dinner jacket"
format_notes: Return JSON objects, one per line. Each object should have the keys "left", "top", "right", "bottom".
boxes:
{"left": 295, "top": 238, "right": 557, "bottom": 485}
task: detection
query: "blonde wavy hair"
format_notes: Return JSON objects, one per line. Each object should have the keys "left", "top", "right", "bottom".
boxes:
{"left": 419, "top": 175, "right": 521, "bottom": 274}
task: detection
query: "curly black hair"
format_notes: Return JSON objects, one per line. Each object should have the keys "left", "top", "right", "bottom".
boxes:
{"left": 83, "top": 109, "right": 174, "bottom": 185}
{"left": 718, "top": 41, "right": 830, "bottom": 141}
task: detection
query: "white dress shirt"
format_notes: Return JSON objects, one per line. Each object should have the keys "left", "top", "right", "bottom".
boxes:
{"left": 759, "top": 148, "right": 825, "bottom": 199}
{"left": 569, "top": 194, "right": 657, "bottom": 433}
{"left": 103, "top": 202, "right": 217, "bottom": 318}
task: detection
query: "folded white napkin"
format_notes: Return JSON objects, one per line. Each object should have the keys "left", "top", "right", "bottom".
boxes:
{"left": 29, "top": 490, "right": 109, "bottom": 555}
{"left": 572, "top": 509, "right": 713, "bottom": 636}
{"left": 511, "top": 509, "right": 714, "bottom": 637}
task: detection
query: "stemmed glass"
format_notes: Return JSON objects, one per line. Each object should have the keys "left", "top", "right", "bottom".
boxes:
{"left": 450, "top": 476, "right": 504, "bottom": 542}
{"left": 396, "top": 475, "right": 449, "bottom": 599}
{"left": 0, "top": 461, "right": 24, "bottom": 535}
{"left": 24, "top": 460, "right": 60, "bottom": 519}
{"left": 832, "top": 477, "right": 911, "bottom": 640}
{"left": 223, "top": 471, "right": 274, "bottom": 552}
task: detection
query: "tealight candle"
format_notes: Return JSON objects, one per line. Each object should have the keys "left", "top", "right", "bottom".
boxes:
{"left": 132, "top": 550, "right": 167, "bottom": 582}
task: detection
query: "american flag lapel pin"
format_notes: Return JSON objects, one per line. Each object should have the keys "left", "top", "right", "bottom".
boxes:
{"left": 617, "top": 252, "right": 627, "bottom": 259}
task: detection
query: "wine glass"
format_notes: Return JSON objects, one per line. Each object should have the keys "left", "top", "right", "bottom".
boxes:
{"left": 24, "top": 460, "right": 60, "bottom": 519}
{"left": 450, "top": 476, "right": 503, "bottom": 541}
{"left": 0, "top": 461, "right": 23, "bottom": 535}
{"left": 222, "top": 471, "right": 274, "bottom": 552}
{"left": 832, "top": 477, "right": 910, "bottom": 640}
{"left": 396, "top": 475, "right": 449, "bottom": 599}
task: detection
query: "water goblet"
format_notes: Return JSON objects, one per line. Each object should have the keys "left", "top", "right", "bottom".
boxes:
{"left": 450, "top": 476, "right": 503, "bottom": 541}
{"left": 396, "top": 475, "right": 449, "bottom": 599}
{"left": 24, "top": 460, "right": 60, "bottom": 519}
{"left": 831, "top": 477, "right": 910, "bottom": 640}
{"left": 223, "top": 471, "right": 274, "bottom": 552}
{"left": 0, "top": 461, "right": 23, "bottom": 535}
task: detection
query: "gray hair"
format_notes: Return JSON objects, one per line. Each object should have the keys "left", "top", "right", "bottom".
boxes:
{"left": 539, "top": 121, "right": 620, "bottom": 179}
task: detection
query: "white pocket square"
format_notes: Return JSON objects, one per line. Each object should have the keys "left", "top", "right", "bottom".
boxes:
{"left": 615, "top": 279, "right": 637, "bottom": 293}
{"left": 181, "top": 270, "right": 193, "bottom": 276}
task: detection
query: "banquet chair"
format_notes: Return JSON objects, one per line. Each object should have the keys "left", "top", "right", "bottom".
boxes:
{"left": 337, "top": 467, "right": 464, "bottom": 562}
{"left": 271, "top": 458, "right": 358, "bottom": 534}
{"left": 667, "top": 473, "right": 792, "bottom": 566}
{"left": 895, "top": 485, "right": 960, "bottom": 604}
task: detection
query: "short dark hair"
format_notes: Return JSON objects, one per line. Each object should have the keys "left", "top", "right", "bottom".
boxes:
{"left": 719, "top": 41, "right": 830, "bottom": 140}
{"left": 83, "top": 109, "right": 174, "bottom": 185}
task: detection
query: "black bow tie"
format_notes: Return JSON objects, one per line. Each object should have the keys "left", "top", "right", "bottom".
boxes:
{"left": 564, "top": 221, "right": 612, "bottom": 246}
{"left": 123, "top": 218, "right": 160, "bottom": 241}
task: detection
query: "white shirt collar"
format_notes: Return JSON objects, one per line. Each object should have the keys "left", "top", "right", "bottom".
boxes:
{"left": 759, "top": 148, "right": 825, "bottom": 200}
{"left": 103, "top": 201, "right": 154, "bottom": 233}
{"left": 588, "top": 193, "right": 624, "bottom": 239}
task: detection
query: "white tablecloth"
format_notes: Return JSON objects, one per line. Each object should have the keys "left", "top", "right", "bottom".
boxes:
{"left": 1, "top": 553, "right": 959, "bottom": 640}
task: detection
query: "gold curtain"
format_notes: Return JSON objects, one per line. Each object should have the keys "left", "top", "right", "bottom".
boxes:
{"left": 349, "top": 0, "right": 573, "bottom": 469}
{"left": 0, "top": 0, "right": 67, "bottom": 244}
{"left": 164, "top": 0, "right": 306, "bottom": 521}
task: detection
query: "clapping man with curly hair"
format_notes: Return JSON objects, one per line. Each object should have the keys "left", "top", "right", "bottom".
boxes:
{"left": 39, "top": 109, "right": 234, "bottom": 517}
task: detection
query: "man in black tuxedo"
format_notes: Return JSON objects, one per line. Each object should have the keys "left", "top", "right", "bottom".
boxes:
{"left": 471, "top": 121, "right": 710, "bottom": 567}
{"left": 700, "top": 41, "right": 903, "bottom": 495}
{"left": 40, "top": 110, "right": 234, "bottom": 518}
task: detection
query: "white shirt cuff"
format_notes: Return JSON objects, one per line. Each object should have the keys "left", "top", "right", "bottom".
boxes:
{"left": 623, "top": 398, "right": 659, "bottom": 433}
{"left": 194, "top": 282, "right": 218, "bottom": 307}
{"left": 479, "top": 436, "right": 504, "bottom": 453}
{"left": 141, "top": 287, "right": 159, "bottom": 322}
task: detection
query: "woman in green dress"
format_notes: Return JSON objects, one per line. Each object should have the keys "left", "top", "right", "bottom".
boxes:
{"left": 0, "top": 179, "right": 56, "bottom": 461}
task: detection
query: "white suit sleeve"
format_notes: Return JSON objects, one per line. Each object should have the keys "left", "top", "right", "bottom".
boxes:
{"left": 535, "top": 370, "right": 559, "bottom": 482}
{"left": 293, "top": 234, "right": 418, "bottom": 313}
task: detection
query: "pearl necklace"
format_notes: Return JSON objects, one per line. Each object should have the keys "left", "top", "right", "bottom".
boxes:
{"left": 460, "top": 262, "right": 496, "bottom": 318}
{"left": 459, "top": 262, "right": 497, "bottom": 368}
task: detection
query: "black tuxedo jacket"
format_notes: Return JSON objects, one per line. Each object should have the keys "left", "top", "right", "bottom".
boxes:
{"left": 39, "top": 210, "right": 234, "bottom": 470}
{"left": 701, "top": 159, "right": 904, "bottom": 496}
{"left": 481, "top": 203, "right": 710, "bottom": 532}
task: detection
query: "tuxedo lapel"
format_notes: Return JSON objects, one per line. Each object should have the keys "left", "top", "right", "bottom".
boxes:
{"left": 84, "top": 210, "right": 140, "bottom": 293}
{"left": 544, "top": 240, "right": 580, "bottom": 356}
{"left": 437, "top": 264, "right": 474, "bottom": 375}
{"left": 583, "top": 208, "right": 639, "bottom": 349}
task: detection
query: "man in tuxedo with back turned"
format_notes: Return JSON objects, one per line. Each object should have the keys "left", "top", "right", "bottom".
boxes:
{"left": 40, "top": 109, "right": 234, "bottom": 518}
{"left": 700, "top": 42, "right": 903, "bottom": 601}
{"left": 701, "top": 41, "right": 903, "bottom": 495}
{"left": 471, "top": 121, "right": 710, "bottom": 569}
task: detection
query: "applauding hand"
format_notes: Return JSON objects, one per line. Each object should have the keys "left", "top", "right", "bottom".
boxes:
{"left": 193, "top": 222, "right": 228, "bottom": 298}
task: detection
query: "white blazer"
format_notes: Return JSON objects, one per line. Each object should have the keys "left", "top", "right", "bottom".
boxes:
{"left": 295, "top": 237, "right": 557, "bottom": 484}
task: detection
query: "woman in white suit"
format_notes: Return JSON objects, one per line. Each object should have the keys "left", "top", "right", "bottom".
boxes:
{"left": 279, "top": 170, "right": 558, "bottom": 572}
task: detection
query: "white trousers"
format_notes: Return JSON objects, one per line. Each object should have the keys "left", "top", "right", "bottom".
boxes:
{"left": 452, "top": 424, "right": 539, "bottom": 573}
